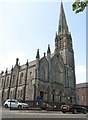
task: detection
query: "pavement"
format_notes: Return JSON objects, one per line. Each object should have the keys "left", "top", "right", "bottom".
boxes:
{"left": 0, "top": 106, "right": 88, "bottom": 120}
{"left": 2, "top": 111, "right": 88, "bottom": 120}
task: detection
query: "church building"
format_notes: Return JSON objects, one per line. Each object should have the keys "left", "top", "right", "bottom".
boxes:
{"left": 0, "top": 2, "right": 76, "bottom": 104}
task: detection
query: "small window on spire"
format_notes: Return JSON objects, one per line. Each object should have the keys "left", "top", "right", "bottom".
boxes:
{"left": 59, "top": 25, "right": 61, "bottom": 32}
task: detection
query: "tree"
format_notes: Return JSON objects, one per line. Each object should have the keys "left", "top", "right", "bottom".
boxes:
{"left": 72, "top": 0, "right": 88, "bottom": 13}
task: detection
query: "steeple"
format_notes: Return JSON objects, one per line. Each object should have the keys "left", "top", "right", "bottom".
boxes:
{"left": 58, "top": 1, "right": 69, "bottom": 35}
{"left": 55, "top": 1, "right": 73, "bottom": 52}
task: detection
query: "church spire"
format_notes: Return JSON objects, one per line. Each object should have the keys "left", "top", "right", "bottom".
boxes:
{"left": 58, "top": 1, "right": 69, "bottom": 35}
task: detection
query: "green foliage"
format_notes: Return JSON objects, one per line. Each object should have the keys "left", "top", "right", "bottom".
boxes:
{"left": 72, "top": 0, "right": 88, "bottom": 13}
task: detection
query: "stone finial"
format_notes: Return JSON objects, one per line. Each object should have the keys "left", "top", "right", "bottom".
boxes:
{"left": 47, "top": 44, "right": 51, "bottom": 54}
{"left": 11, "top": 65, "right": 13, "bottom": 71}
{"left": 55, "top": 32, "right": 57, "bottom": 38}
{"left": 16, "top": 58, "right": 19, "bottom": 66}
{"left": 26, "top": 59, "right": 28, "bottom": 66}
{"left": 44, "top": 52, "right": 46, "bottom": 57}
{"left": 47, "top": 44, "right": 51, "bottom": 59}
{"left": 36, "top": 49, "right": 40, "bottom": 59}
{"left": 1, "top": 71, "right": 4, "bottom": 75}
{"left": 5, "top": 68, "right": 8, "bottom": 75}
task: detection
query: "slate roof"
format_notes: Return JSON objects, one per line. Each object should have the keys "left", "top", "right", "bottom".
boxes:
{"left": 76, "top": 82, "right": 88, "bottom": 88}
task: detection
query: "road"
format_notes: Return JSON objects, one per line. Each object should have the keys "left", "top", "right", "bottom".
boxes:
{"left": 0, "top": 107, "right": 88, "bottom": 120}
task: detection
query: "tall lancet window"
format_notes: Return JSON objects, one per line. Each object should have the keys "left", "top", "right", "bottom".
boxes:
{"left": 19, "top": 72, "right": 24, "bottom": 84}
{"left": 12, "top": 75, "right": 16, "bottom": 86}
{"left": 6, "top": 77, "right": 9, "bottom": 87}
{"left": 41, "top": 68, "right": 45, "bottom": 81}
{"left": 41, "top": 67, "right": 48, "bottom": 81}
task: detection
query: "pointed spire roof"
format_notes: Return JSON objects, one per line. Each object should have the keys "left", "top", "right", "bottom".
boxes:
{"left": 16, "top": 58, "right": 19, "bottom": 66}
{"left": 47, "top": 44, "right": 51, "bottom": 54}
{"left": 58, "top": 1, "right": 69, "bottom": 35}
{"left": 5, "top": 68, "right": 8, "bottom": 75}
{"left": 26, "top": 59, "right": 28, "bottom": 66}
{"left": 36, "top": 49, "right": 40, "bottom": 59}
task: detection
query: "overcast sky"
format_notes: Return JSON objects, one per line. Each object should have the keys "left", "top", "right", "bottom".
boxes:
{"left": 0, "top": 0, "right": 86, "bottom": 84}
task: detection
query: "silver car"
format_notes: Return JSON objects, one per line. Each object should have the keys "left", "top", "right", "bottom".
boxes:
{"left": 4, "top": 99, "right": 29, "bottom": 108}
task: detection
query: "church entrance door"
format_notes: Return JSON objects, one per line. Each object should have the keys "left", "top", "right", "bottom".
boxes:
{"left": 40, "top": 91, "right": 44, "bottom": 100}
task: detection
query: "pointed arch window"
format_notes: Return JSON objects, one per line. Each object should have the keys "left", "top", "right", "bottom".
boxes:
{"left": 19, "top": 72, "right": 24, "bottom": 84}
{"left": 52, "top": 90, "right": 55, "bottom": 102}
{"left": 43, "top": 68, "right": 46, "bottom": 80}
{"left": 41, "top": 67, "right": 48, "bottom": 81}
{"left": 18, "top": 90, "right": 20, "bottom": 98}
{"left": 20, "top": 89, "right": 22, "bottom": 97}
{"left": 6, "top": 77, "right": 9, "bottom": 87}
{"left": 10, "top": 91, "right": 13, "bottom": 98}
{"left": 12, "top": 75, "right": 16, "bottom": 85}
{"left": 53, "top": 62, "right": 61, "bottom": 83}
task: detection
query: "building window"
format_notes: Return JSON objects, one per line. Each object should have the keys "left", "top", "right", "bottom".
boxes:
{"left": 77, "top": 95, "right": 79, "bottom": 100}
{"left": 12, "top": 75, "right": 16, "bottom": 85}
{"left": 10, "top": 91, "right": 13, "bottom": 98}
{"left": 6, "top": 90, "right": 8, "bottom": 99}
{"left": 20, "top": 90, "right": 22, "bottom": 97}
{"left": 40, "top": 91, "right": 44, "bottom": 100}
{"left": 52, "top": 90, "right": 55, "bottom": 102}
{"left": 18, "top": 90, "right": 20, "bottom": 98}
{"left": 19, "top": 73, "right": 24, "bottom": 84}
{"left": 43, "top": 69, "right": 45, "bottom": 80}
{"left": 4, "top": 92, "right": 6, "bottom": 100}
{"left": 41, "top": 67, "right": 48, "bottom": 81}
{"left": 82, "top": 95, "right": 84, "bottom": 101}
{"left": 6, "top": 77, "right": 9, "bottom": 87}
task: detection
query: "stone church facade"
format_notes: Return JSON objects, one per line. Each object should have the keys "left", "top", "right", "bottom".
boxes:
{"left": 0, "top": 2, "right": 76, "bottom": 104}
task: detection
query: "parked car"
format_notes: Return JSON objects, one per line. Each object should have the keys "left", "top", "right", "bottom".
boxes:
{"left": 61, "top": 104, "right": 86, "bottom": 114}
{"left": 4, "top": 99, "right": 29, "bottom": 108}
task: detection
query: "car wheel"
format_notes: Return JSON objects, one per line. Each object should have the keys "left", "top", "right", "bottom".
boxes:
{"left": 5, "top": 104, "right": 8, "bottom": 108}
{"left": 18, "top": 105, "right": 22, "bottom": 108}
{"left": 83, "top": 110, "right": 86, "bottom": 114}
{"left": 73, "top": 109, "right": 77, "bottom": 114}
{"left": 62, "top": 111, "right": 66, "bottom": 113}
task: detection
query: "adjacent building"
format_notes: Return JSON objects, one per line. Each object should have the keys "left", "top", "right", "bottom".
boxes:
{"left": 76, "top": 82, "right": 88, "bottom": 106}
{"left": 0, "top": 2, "right": 76, "bottom": 104}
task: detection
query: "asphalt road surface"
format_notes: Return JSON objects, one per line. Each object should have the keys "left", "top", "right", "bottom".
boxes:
{"left": 0, "top": 107, "right": 88, "bottom": 120}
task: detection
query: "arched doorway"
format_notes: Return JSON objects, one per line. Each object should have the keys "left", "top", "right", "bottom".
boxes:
{"left": 40, "top": 91, "right": 44, "bottom": 100}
